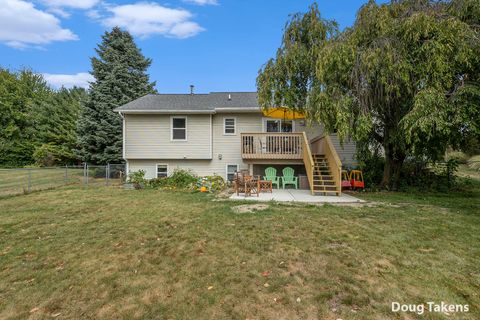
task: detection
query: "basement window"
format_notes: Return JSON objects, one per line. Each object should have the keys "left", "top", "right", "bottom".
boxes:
{"left": 226, "top": 164, "right": 238, "bottom": 182}
{"left": 157, "top": 164, "right": 168, "bottom": 178}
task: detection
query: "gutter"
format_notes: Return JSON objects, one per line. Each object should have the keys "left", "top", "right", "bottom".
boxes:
{"left": 214, "top": 107, "right": 261, "bottom": 113}
{"left": 115, "top": 110, "right": 215, "bottom": 114}
{"left": 114, "top": 108, "right": 262, "bottom": 115}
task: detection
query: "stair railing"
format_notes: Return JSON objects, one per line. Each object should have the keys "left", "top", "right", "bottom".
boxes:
{"left": 301, "top": 132, "right": 315, "bottom": 194}
{"left": 310, "top": 134, "right": 343, "bottom": 196}
{"left": 323, "top": 135, "right": 342, "bottom": 196}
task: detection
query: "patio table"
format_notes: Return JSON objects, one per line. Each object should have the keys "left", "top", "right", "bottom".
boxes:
{"left": 259, "top": 180, "right": 273, "bottom": 193}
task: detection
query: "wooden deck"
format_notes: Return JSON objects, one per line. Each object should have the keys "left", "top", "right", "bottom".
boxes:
{"left": 240, "top": 132, "right": 342, "bottom": 196}
{"left": 241, "top": 133, "right": 304, "bottom": 160}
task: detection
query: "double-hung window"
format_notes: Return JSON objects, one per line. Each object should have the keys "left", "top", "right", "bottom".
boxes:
{"left": 157, "top": 164, "right": 168, "bottom": 178}
{"left": 224, "top": 118, "right": 236, "bottom": 135}
{"left": 172, "top": 117, "right": 187, "bottom": 141}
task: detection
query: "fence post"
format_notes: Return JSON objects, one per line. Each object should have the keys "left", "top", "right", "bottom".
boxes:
{"left": 106, "top": 164, "right": 109, "bottom": 186}
{"left": 83, "top": 163, "right": 87, "bottom": 186}
{"left": 27, "top": 169, "right": 31, "bottom": 193}
{"left": 65, "top": 165, "right": 68, "bottom": 184}
{"left": 86, "top": 164, "right": 89, "bottom": 186}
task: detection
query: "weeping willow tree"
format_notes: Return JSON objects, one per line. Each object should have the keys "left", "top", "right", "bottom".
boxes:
{"left": 257, "top": 0, "right": 480, "bottom": 189}
{"left": 257, "top": 3, "right": 338, "bottom": 111}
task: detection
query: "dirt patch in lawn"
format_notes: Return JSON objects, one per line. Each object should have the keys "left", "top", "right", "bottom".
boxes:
{"left": 232, "top": 204, "right": 269, "bottom": 213}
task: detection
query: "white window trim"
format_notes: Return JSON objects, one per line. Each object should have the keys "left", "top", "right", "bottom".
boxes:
{"left": 171, "top": 116, "right": 187, "bottom": 141}
{"left": 225, "top": 164, "right": 239, "bottom": 181}
{"left": 156, "top": 164, "right": 169, "bottom": 178}
{"left": 223, "top": 117, "right": 237, "bottom": 136}
{"left": 262, "top": 117, "right": 295, "bottom": 133}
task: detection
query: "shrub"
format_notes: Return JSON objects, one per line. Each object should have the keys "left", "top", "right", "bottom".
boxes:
{"left": 468, "top": 155, "right": 480, "bottom": 171}
{"left": 356, "top": 142, "right": 384, "bottom": 189}
{"left": 91, "top": 166, "right": 106, "bottom": 178}
{"left": 127, "top": 170, "right": 146, "bottom": 189}
{"left": 168, "top": 169, "right": 198, "bottom": 188}
{"left": 147, "top": 177, "right": 168, "bottom": 189}
{"left": 147, "top": 169, "right": 197, "bottom": 190}
{"left": 445, "top": 151, "right": 468, "bottom": 164}
{"left": 33, "top": 143, "right": 78, "bottom": 166}
{"left": 194, "top": 175, "right": 226, "bottom": 193}
{"left": 396, "top": 158, "right": 459, "bottom": 192}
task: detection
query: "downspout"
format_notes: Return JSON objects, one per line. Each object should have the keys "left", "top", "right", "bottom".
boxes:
{"left": 210, "top": 113, "right": 213, "bottom": 159}
{"left": 118, "top": 111, "right": 128, "bottom": 174}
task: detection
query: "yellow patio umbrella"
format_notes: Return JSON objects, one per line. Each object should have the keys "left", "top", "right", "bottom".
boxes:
{"left": 262, "top": 106, "right": 305, "bottom": 120}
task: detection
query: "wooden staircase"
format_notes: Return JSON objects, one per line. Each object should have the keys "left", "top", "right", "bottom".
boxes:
{"left": 312, "top": 154, "right": 341, "bottom": 195}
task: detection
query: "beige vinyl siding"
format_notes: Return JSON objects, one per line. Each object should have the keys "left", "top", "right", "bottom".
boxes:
{"left": 125, "top": 114, "right": 211, "bottom": 159}
{"left": 128, "top": 159, "right": 216, "bottom": 179}
{"left": 329, "top": 134, "right": 357, "bottom": 167}
{"left": 127, "top": 113, "right": 263, "bottom": 179}
{"left": 211, "top": 113, "right": 262, "bottom": 169}
{"left": 125, "top": 112, "right": 358, "bottom": 178}
{"left": 294, "top": 121, "right": 323, "bottom": 140}
{"left": 294, "top": 122, "right": 357, "bottom": 166}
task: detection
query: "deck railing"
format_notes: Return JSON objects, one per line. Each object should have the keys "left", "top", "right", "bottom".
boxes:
{"left": 311, "top": 135, "right": 342, "bottom": 195}
{"left": 301, "top": 132, "right": 315, "bottom": 194}
{"left": 241, "top": 133, "right": 304, "bottom": 159}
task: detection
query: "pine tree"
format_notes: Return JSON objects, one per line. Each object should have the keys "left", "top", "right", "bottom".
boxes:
{"left": 77, "top": 27, "right": 156, "bottom": 164}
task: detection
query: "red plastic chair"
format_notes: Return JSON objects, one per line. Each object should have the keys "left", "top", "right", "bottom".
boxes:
{"left": 341, "top": 170, "right": 352, "bottom": 189}
{"left": 349, "top": 170, "right": 365, "bottom": 190}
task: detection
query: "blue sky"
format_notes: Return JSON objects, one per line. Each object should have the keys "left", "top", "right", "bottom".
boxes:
{"left": 0, "top": 0, "right": 376, "bottom": 93}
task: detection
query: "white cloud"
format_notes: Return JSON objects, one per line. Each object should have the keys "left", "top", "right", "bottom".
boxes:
{"left": 47, "top": 6, "right": 70, "bottom": 18}
{"left": 41, "top": 0, "right": 100, "bottom": 10}
{"left": 184, "top": 0, "right": 218, "bottom": 5}
{"left": 86, "top": 9, "right": 101, "bottom": 19}
{"left": 43, "top": 72, "right": 94, "bottom": 89}
{"left": 103, "top": 2, "right": 204, "bottom": 38}
{"left": 0, "top": 0, "right": 77, "bottom": 48}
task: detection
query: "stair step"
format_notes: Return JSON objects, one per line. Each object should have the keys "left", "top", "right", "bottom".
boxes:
{"left": 313, "top": 191, "right": 340, "bottom": 195}
{"left": 313, "top": 184, "right": 336, "bottom": 187}
{"left": 313, "top": 189, "right": 338, "bottom": 192}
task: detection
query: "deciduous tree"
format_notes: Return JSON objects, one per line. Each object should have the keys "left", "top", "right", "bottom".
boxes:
{"left": 257, "top": 0, "right": 480, "bottom": 189}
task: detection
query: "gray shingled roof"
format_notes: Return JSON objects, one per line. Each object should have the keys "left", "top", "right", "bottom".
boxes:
{"left": 114, "top": 92, "right": 260, "bottom": 113}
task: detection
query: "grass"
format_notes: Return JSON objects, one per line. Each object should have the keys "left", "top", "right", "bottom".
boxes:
{"left": 0, "top": 167, "right": 122, "bottom": 197}
{"left": 0, "top": 182, "right": 479, "bottom": 319}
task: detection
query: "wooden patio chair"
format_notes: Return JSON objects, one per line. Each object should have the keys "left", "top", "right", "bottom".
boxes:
{"left": 234, "top": 171, "right": 260, "bottom": 197}
{"left": 234, "top": 171, "right": 246, "bottom": 195}
{"left": 244, "top": 174, "right": 260, "bottom": 197}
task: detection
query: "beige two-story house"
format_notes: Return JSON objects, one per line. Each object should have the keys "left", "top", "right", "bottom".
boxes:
{"left": 115, "top": 92, "right": 357, "bottom": 195}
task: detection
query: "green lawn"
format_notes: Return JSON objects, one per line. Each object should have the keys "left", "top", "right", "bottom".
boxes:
{"left": 0, "top": 181, "right": 479, "bottom": 319}
{"left": 0, "top": 167, "right": 122, "bottom": 197}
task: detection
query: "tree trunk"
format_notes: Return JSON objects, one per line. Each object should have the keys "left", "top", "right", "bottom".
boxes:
{"left": 380, "top": 144, "right": 405, "bottom": 190}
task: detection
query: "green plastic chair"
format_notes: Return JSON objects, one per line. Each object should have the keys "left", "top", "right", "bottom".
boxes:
{"left": 282, "top": 167, "right": 298, "bottom": 189}
{"left": 263, "top": 167, "right": 280, "bottom": 189}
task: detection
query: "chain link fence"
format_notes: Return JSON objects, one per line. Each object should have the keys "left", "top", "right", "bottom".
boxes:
{"left": 0, "top": 163, "right": 126, "bottom": 197}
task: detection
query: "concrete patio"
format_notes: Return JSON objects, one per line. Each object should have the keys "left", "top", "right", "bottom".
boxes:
{"left": 229, "top": 189, "right": 364, "bottom": 203}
